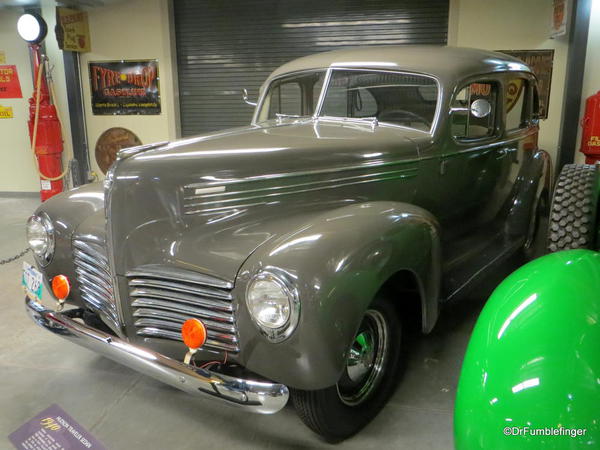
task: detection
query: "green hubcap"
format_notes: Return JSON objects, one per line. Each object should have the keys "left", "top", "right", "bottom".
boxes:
{"left": 337, "top": 309, "right": 389, "bottom": 406}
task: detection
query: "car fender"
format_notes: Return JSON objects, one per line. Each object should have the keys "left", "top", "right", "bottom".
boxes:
{"left": 32, "top": 182, "right": 105, "bottom": 287}
{"left": 455, "top": 249, "right": 600, "bottom": 449}
{"left": 504, "top": 148, "right": 552, "bottom": 238}
{"left": 235, "top": 201, "right": 441, "bottom": 390}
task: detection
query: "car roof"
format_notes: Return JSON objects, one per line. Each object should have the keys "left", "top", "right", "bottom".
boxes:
{"left": 266, "top": 45, "right": 532, "bottom": 84}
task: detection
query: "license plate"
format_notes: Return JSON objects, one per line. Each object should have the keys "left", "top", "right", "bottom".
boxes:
{"left": 22, "top": 261, "right": 44, "bottom": 302}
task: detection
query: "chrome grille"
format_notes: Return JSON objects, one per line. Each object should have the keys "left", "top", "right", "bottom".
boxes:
{"left": 72, "top": 238, "right": 119, "bottom": 329}
{"left": 126, "top": 265, "right": 238, "bottom": 353}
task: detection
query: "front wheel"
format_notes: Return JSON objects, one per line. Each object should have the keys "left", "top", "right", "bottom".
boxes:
{"left": 291, "top": 297, "right": 403, "bottom": 442}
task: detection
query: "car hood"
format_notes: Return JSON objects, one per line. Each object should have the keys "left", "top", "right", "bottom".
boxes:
{"left": 108, "top": 120, "right": 430, "bottom": 282}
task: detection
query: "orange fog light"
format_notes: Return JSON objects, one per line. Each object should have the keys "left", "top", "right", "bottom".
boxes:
{"left": 181, "top": 318, "right": 207, "bottom": 349}
{"left": 51, "top": 274, "right": 70, "bottom": 300}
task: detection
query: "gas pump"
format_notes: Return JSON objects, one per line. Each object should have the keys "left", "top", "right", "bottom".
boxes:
{"left": 17, "top": 13, "right": 68, "bottom": 201}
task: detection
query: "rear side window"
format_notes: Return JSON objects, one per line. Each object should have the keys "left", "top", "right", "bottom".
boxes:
{"left": 451, "top": 81, "right": 498, "bottom": 139}
{"left": 506, "top": 78, "right": 528, "bottom": 130}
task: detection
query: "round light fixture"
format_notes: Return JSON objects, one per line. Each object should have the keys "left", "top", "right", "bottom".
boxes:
{"left": 26, "top": 213, "right": 55, "bottom": 266}
{"left": 246, "top": 270, "right": 300, "bottom": 342}
{"left": 17, "top": 13, "right": 47, "bottom": 44}
{"left": 51, "top": 275, "right": 71, "bottom": 300}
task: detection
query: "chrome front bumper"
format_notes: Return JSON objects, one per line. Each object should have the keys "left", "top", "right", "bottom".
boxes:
{"left": 25, "top": 296, "right": 289, "bottom": 414}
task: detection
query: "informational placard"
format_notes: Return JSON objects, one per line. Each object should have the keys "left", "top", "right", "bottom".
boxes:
{"left": 9, "top": 404, "right": 106, "bottom": 449}
{"left": 89, "top": 60, "right": 160, "bottom": 115}
{"left": 0, "top": 105, "right": 13, "bottom": 118}
{"left": 498, "top": 49, "right": 554, "bottom": 119}
{"left": 56, "top": 7, "right": 91, "bottom": 52}
{"left": 0, "top": 65, "right": 23, "bottom": 99}
{"left": 0, "top": 51, "right": 6, "bottom": 64}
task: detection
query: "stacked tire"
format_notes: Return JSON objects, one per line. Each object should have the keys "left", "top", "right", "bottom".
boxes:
{"left": 547, "top": 164, "right": 599, "bottom": 252}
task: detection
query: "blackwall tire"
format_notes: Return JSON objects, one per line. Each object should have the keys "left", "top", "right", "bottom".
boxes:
{"left": 547, "top": 164, "right": 599, "bottom": 252}
{"left": 291, "top": 297, "right": 403, "bottom": 442}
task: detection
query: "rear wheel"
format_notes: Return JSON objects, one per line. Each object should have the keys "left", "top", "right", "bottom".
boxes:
{"left": 291, "top": 297, "right": 403, "bottom": 442}
{"left": 547, "top": 164, "right": 599, "bottom": 252}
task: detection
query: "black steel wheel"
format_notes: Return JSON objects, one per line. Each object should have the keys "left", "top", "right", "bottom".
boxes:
{"left": 547, "top": 164, "right": 599, "bottom": 252}
{"left": 291, "top": 297, "right": 403, "bottom": 442}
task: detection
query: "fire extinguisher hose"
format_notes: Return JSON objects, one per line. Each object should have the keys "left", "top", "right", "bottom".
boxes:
{"left": 31, "top": 57, "right": 70, "bottom": 182}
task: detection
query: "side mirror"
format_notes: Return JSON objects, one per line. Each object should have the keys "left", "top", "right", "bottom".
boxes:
{"left": 242, "top": 88, "right": 257, "bottom": 107}
{"left": 470, "top": 99, "right": 491, "bottom": 118}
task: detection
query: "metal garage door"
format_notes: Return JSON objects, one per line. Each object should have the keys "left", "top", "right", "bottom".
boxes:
{"left": 173, "top": 0, "right": 449, "bottom": 136}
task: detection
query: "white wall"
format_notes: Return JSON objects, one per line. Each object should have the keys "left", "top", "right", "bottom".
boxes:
{"left": 79, "top": 0, "right": 177, "bottom": 179}
{"left": 448, "top": 0, "right": 569, "bottom": 165}
{"left": 0, "top": 9, "right": 39, "bottom": 192}
{"left": 575, "top": 0, "right": 600, "bottom": 164}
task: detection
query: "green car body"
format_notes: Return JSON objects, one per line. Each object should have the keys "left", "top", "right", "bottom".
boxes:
{"left": 455, "top": 249, "right": 600, "bottom": 449}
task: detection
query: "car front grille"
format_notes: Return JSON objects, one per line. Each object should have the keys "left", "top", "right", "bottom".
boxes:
{"left": 126, "top": 265, "right": 239, "bottom": 353}
{"left": 72, "top": 238, "right": 119, "bottom": 330}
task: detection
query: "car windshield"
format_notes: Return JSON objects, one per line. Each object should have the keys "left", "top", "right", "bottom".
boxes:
{"left": 257, "top": 69, "right": 438, "bottom": 132}
{"left": 257, "top": 70, "right": 327, "bottom": 121}
{"left": 320, "top": 70, "right": 438, "bottom": 132}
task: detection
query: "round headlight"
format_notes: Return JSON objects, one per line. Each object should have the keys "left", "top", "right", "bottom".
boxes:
{"left": 246, "top": 271, "right": 299, "bottom": 342}
{"left": 26, "top": 213, "right": 54, "bottom": 265}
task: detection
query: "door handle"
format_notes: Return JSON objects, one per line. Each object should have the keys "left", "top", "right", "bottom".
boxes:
{"left": 496, "top": 147, "right": 518, "bottom": 162}
{"left": 495, "top": 148, "right": 508, "bottom": 159}
{"left": 440, "top": 158, "right": 448, "bottom": 175}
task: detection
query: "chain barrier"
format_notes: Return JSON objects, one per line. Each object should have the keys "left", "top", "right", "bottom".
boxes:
{"left": 0, "top": 247, "right": 30, "bottom": 265}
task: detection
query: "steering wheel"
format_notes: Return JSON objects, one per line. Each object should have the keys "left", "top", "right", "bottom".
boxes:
{"left": 377, "top": 110, "right": 430, "bottom": 128}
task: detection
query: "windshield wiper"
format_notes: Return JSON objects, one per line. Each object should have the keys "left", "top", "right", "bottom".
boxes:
{"left": 321, "top": 116, "right": 379, "bottom": 130}
{"left": 275, "top": 113, "right": 306, "bottom": 122}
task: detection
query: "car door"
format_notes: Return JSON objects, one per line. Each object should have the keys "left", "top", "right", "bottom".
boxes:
{"left": 428, "top": 76, "right": 511, "bottom": 238}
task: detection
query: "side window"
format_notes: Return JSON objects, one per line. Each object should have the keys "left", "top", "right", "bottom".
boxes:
{"left": 506, "top": 78, "right": 528, "bottom": 130}
{"left": 451, "top": 81, "right": 498, "bottom": 139}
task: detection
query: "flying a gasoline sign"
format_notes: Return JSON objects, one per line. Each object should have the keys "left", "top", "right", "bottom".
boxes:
{"left": 89, "top": 60, "right": 160, "bottom": 115}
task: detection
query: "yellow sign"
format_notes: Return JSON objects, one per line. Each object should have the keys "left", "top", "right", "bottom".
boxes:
{"left": 56, "top": 7, "right": 91, "bottom": 52}
{"left": 0, "top": 51, "right": 5, "bottom": 64}
{"left": 506, "top": 78, "right": 525, "bottom": 113}
{"left": 0, "top": 105, "right": 13, "bottom": 118}
{"left": 40, "top": 417, "right": 61, "bottom": 431}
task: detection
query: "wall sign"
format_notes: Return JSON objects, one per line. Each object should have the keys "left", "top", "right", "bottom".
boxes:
{"left": 551, "top": 0, "right": 568, "bottom": 37}
{"left": 89, "top": 60, "right": 160, "bottom": 115}
{"left": 0, "top": 105, "right": 13, "bottom": 118}
{"left": 95, "top": 127, "right": 142, "bottom": 174}
{"left": 9, "top": 404, "right": 106, "bottom": 449}
{"left": 0, "top": 51, "right": 5, "bottom": 64}
{"left": 0, "top": 65, "right": 23, "bottom": 99}
{"left": 498, "top": 50, "right": 554, "bottom": 119}
{"left": 56, "top": 7, "right": 91, "bottom": 52}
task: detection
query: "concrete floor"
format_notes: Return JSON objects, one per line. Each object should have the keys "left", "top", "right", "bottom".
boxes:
{"left": 0, "top": 195, "right": 518, "bottom": 449}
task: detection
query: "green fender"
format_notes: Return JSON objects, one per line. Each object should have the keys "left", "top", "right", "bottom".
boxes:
{"left": 455, "top": 250, "right": 600, "bottom": 449}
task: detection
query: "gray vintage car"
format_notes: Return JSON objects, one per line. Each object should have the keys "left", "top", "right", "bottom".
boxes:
{"left": 24, "top": 46, "right": 552, "bottom": 441}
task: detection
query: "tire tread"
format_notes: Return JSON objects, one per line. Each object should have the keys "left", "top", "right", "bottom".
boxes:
{"left": 547, "top": 164, "right": 598, "bottom": 252}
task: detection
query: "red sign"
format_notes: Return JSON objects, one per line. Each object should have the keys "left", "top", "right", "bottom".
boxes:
{"left": 0, "top": 65, "right": 23, "bottom": 98}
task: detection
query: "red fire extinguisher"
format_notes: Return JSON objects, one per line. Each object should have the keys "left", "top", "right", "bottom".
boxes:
{"left": 27, "top": 44, "right": 65, "bottom": 202}
{"left": 580, "top": 90, "right": 600, "bottom": 165}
